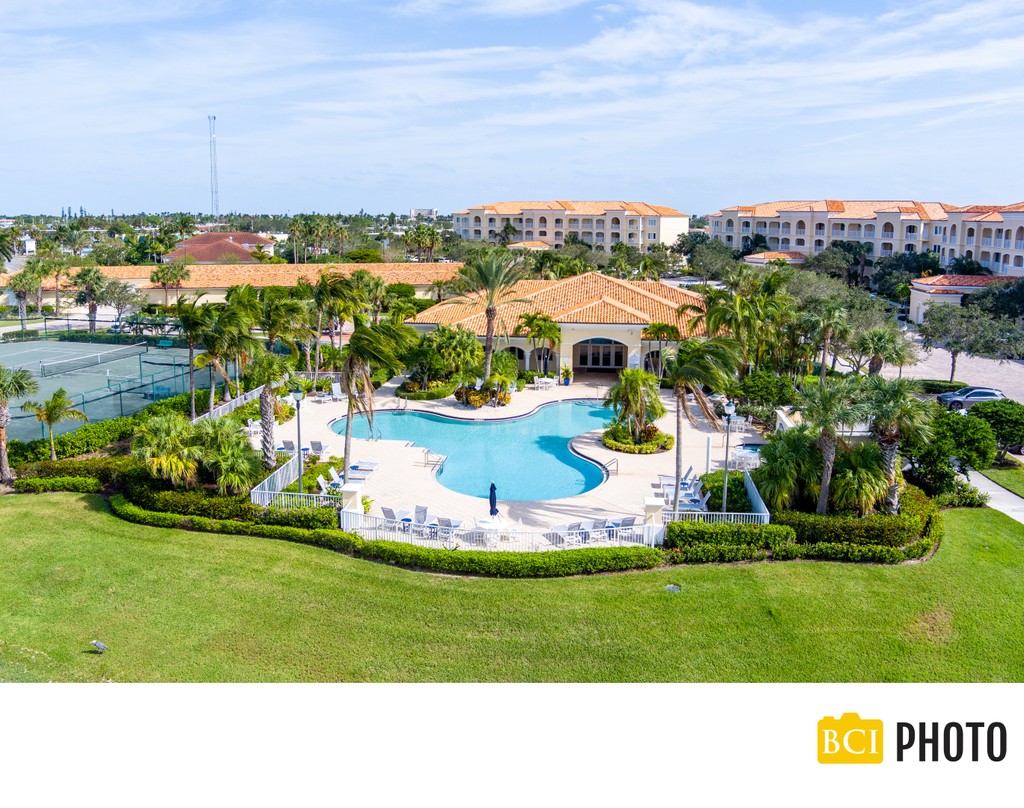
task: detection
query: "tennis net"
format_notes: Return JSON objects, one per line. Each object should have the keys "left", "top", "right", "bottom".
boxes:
{"left": 39, "top": 343, "right": 149, "bottom": 377}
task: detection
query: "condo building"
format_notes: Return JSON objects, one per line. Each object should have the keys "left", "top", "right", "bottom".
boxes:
{"left": 451, "top": 201, "right": 688, "bottom": 252}
{"left": 708, "top": 200, "right": 1024, "bottom": 277}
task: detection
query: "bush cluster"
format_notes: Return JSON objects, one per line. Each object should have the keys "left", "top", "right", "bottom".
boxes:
{"left": 397, "top": 381, "right": 458, "bottom": 400}
{"left": 933, "top": 480, "right": 989, "bottom": 508}
{"left": 16, "top": 456, "right": 140, "bottom": 484}
{"left": 13, "top": 476, "right": 103, "bottom": 494}
{"left": 601, "top": 423, "right": 674, "bottom": 454}
{"left": 107, "top": 495, "right": 663, "bottom": 578}
{"left": 57, "top": 331, "right": 189, "bottom": 349}
{"left": 663, "top": 521, "right": 794, "bottom": 564}
{"left": 917, "top": 379, "right": 968, "bottom": 394}
{"left": 697, "top": 470, "right": 753, "bottom": 512}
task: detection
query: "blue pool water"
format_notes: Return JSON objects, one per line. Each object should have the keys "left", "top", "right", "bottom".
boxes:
{"left": 333, "top": 400, "right": 612, "bottom": 501}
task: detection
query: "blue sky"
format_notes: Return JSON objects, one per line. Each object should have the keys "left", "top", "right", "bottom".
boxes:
{"left": 3, "top": 0, "right": 1024, "bottom": 217}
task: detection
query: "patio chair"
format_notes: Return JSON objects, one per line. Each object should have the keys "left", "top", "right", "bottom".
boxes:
{"left": 564, "top": 522, "right": 586, "bottom": 548}
{"left": 310, "top": 440, "right": 331, "bottom": 456}
{"left": 317, "top": 475, "right": 340, "bottom": 494}
{"left": 352, "top": 459, "right": 380, "bottom": 470}
{"left": 331, "top": 382, "right": 344, "bottom": 401}
{"left": 614, "top": 515, "right": 643, "bottom": 542}
{"left": 677, "top": 491, "right": 712, "bottom": 512}
{"left": 278, "top": 439, "right": 296, "bottom": 454}
{"left": 461, "top": 529, "right": 489, "bottom": 548}
{"left": 380, "top": 506, "right": 412, "bottom": 532}
{"left": 436, "top": 516, "right": 465, "bottom": 539}
{"left": 589, "top": 518, "right": 608, "bottom": 541}
{"left": 544, "top": 526, "right": 569, "bottom": 547}
{"left": 412, "top": 505, "right": 437, "bottom": 538}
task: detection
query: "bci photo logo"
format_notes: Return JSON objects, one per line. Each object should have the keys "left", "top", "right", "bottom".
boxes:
{"left": 818, "top": 714, "right": 1008, "bottom": 764}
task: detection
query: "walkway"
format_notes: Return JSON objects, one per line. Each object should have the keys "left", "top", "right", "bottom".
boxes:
{"left": 967, "top": 472, "right": 1024, "bottom": 526}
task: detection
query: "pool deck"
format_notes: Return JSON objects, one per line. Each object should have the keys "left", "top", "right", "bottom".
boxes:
{"left": 269, "top": 374, "right": 764, "bottom": 529}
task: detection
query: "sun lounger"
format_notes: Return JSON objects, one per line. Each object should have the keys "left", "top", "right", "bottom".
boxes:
{"left": 317, "top": 474, "right": 340, "bottom": 494}
{"left": 310, "top": 440, "right": 330, "bottom": 456}
{"left": 381, "top": 506, "right": 411, "bottom": 532}
{"left": 331, "top": 382, "right": 344, "bottom": 401}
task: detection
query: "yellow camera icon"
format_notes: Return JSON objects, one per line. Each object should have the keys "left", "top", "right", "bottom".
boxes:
{"left": 818, "top": 713, "right": 884, "bottom": 764}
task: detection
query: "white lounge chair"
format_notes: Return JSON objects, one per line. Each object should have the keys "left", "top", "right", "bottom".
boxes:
{"left": 351, "top": 459, "right": 379, "bottom": 470}
{"left": 380, "top": 506, "right": 411, "bottom": 532}
{"left": 412, "top": 505, "right": 437, "bottom": 538}
{"left": 436, "top": 516, "right": 464, "bottom": 539}
{"left": 278, "top": 439, "right": 296, "bottom": 454}
{"left": 676, "top": 491, "right": 712, "bottom": 512}
{"left": 331, "top": 382, "right": 344, "bottom": 401}
{"left": 317, "top": 475, "right": 340, "bottom": 494}
{"left": 310, "top": 440, "right": 331, "bottom": 456}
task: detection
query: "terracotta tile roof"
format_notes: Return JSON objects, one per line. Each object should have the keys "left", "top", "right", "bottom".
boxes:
{"left": 165, "top": 241, "right": 258, "bottom": 263}
{"left": 411, "top": 271, "right": 705, "bottom": 336}
{"left": 951, "top": 202, "right": 1024, "bottom": 214}
{"left": 41, "top": 263, "right": 462, "bottom": 290}
{"left": 963, "top": 211, "right": 1005, "bottom": 222}
{"left": 463, "top": 200, "right": 686, "bottom": 217}
{"left": 180, "top": 231, "right": 275, "bottom": 246}
{"left": 913, "top": 274, "right": 1013, "bottom": 288}
{"left": 711, "top": 199, "right": 953, "bottom": 220}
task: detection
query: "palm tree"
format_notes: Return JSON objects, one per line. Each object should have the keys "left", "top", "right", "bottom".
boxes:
{"left": 50, "top": 259, "right": 72, "bottom": 315}
{"left": 603, "top": 368, "right": 666, "bottom": 444}
{"left": 305, "top": 272, "right": 354, "bottom": 382}
{"left": 795, "top": 376, "right": 861, "bottom": 515}
{"left": 834, "top": 240, "right": 873, "bottom": 286}
{"left": 642, "top": 322, "right": 680, "bottom": 379}
{"left": 857, "top": 376, "right": 933, "bottom": 514}
{"left": 195, "top": 305, "right": 251, "bottom": 410}
{"left": 245, "top": 348, "right": 293, "bottom": 468}
{"left": 496, "top": 221, "right": 519, "bottom": 246}
{"left": 150, "top": 263, "right": 191, "bottom": 307}
{"left": 0, "top": 366, "right": 40, "bottom": 483}
{"left": 752, "top": 425, "right": 822, "bottom": 512}
{"left": 20, "top": 388, "right": 88, "bottom": 460}
{"left": 662, "top": 336, "right": 740, "bottom": 510}
{"left": 3, "top": 265, "right": 43, "bottom": 331}
{"left": 454, "top": 250, "right": 528, "bottom": 378}
{"left": 0, "top": 230, "right": 14, "bottom": 263}
{"left": 193, "top": 417, "right": 260, "bottom": 494}
{"left": 352, "top": 269, "right": 389, "bottom": 324}
{"left": 854, "top": 327, "right": 903, "bottom": 376}
{"left": 514, "top": 311, "right": 557, "bottom": 373}
{"left": 131, "top": 414, "right": 203, "bottom": 488}
{"left": 805, "top": 302, "right": 850, "bottom": 380}
{"left": 257, "top": 290, "right": 307, "bottom": 356}
{"left": 73, "top": 267, "right": 108, "bottom": 333}
{"left": 174, "top": 295, "right": 208, "bottom": 419}
{"left": 339, "top": 322, "right": 413, "bottom": 481}
{"left": 830, "top": 443, "right": 888, "bottom": 516}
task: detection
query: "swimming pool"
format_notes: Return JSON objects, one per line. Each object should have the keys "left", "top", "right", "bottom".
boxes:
{"left": 333, "top": 400, "right": 612, "bottom": 501}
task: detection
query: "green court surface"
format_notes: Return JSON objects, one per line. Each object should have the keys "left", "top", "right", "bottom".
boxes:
{"left": 0, "top": 340, "right": 215, "bottom": 442}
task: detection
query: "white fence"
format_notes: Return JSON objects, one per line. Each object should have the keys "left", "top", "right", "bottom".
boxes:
{"left": 249, "top": 452, "right": 345, "bottom": 509}
{"left": 194, "top": 385, "right": 264, "bottom": 423}
{"left": 661, "top": 471, "right": 770, "bottom": 526}
{"left": 340, "top": 510, "right": 660, "bottom": 553}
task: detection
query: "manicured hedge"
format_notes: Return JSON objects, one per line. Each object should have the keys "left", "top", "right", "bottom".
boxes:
{"left": 698, "top": 470, "right": 753, "bottom": 513}
{"left": 57, "top": 331, "right": 190, "bottom": 349}
{"left": 664, "top": 543, "right": 769, "bottom": 564}
{"left": 16, "top": 456, "right": 141, "bottom": 484}
{"left": 107, "top": 495, "right": 664, "bottom": 578}
{"left": 917, "top": 379, "right": 968, "bottom": 395}
{"left": 664, "top": 520, "right": 795, "bottom": 549}
{"left": 396, "top": 381, "right": 458, "bottom": 400}
{"left": 13, "top": 476, "right": 103, "bottom": 494}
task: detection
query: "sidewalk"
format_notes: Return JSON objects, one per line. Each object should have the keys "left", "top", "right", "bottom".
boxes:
{"left": 967, "top": 472, "right": 1024, "bottom": 525}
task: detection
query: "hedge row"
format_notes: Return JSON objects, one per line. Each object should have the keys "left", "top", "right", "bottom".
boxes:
{"left": 12, "top": 476, "right": 103, "bottom": 494}
{"left": 396, "top": 381, "right": 458, "bottom": 401}
{"left": 16, "top": 456, "right": 140, "bottom": 484}
{"left": 56, "top": 331, "right": 190, "bottom": 349}
{"left": 8, "top": 393, "right": 197, "bottom": 465}
{"left": 917, "top": 379, "right": 968, "bottom": 395}
{"left": 664, "top": 543, "right": 769, "bottom": 564}
{"left": 664, "top": 521, "right": 795, "bottom": 549}
{"left": 107, "top": 495, "right": 664, "bottom": 578}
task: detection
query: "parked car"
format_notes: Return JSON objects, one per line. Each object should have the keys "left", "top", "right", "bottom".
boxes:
{"left": 936, "top": 386, "right": 1005, "bottom": 410}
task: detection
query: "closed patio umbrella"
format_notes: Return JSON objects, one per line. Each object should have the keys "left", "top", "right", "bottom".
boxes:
{"left": 489, "top": 481, "right": 498, "bottom": 517}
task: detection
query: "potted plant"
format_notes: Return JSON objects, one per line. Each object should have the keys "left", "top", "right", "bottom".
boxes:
{"left": 560, "top": 365, "right": 573, "bottom": 386}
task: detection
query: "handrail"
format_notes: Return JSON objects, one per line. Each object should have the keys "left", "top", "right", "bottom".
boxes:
{"left": 604, "top": 457, "right": 619, "bottom": 475}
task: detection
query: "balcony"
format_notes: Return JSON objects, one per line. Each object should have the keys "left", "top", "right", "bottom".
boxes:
{"left": 725, "top": 227, "right": 734, "bottom": 233}
{"left": 1001, "top": 239, "right": 1012, "bottom": 248}
{"left": 982, "top": 237, "right": 993, "bottom": 246}
{"left": 880, "top": 249, "right": 894, "bottom": 257}
{"left": 755, "top": 227, "right": 767, "bottom": 234}
{"left": 794, "top": 229, "right": 806, "bottom": 236}
{"left": 966, "top": 237, "right": 976, "bottom": 245}
{"left": 830, "top": 229, "right": 845, "bottom": 237}
{"left": 905, "top": 232, "right": 918, "bottom": 240}
{"left": 1016, "top": 241, "right": 1024, "bottom": 250}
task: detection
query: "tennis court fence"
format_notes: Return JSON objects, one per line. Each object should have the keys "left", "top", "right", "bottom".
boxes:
{"left": 39, "top": 343, "right": 148, "bottom": 377}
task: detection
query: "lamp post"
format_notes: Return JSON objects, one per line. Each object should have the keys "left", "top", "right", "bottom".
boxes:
{"left": 292, "top": 388, "right": 305, "bottom": 494}
{"left": 721, "top": 399, "right": 736, "bottom": 512}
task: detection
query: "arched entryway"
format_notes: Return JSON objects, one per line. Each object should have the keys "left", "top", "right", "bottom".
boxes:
{"left": 502, "top": 346, "right": 526, "bottom": 372}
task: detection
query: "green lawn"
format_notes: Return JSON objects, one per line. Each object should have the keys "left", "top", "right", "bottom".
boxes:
{"left": 978, "top": 462, "right": 1024, "bottom": 498}
{"left": 1, "top": 494, "right": 1023, "bottom": 682}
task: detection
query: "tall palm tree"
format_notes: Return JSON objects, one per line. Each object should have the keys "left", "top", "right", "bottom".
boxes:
{"left": 50, "top": 259, "right": 72, "bottom": 316}
{"left": 795, "top": 376, "right": 861, "bottom": 515}
{"left": 195, "top": 305, "right": 251, "bottom": 410}
{"left": 3, "top": 265, "right": 43, "bottom": 332}
{"left": 662, "top": 336, "right": 740, "bottom": 510}
{"left": 150, "top": 263, "right": 191, "bottom": 307}
{"left": 805, "top": 302, "right": 849, "bottom": 380}
{"left": 193, "top": 417, "right": 260, "bottom": 495}
{"left": 305, "top": 272, "right": 354, "bottom": 382}
{"left": 514, "top": 311, "right": 553, "bottom": 373}
{"left": 20, "top": 388, "right": 88, "bottom": 460}
{"left": 174, "top": 295, "right": 207, "bottom": 419}
{"left": 72, "top": 267, "right": 108, "bottom": 333}
{"left": 339, "top": 322, "right": 414, "bottom": 481}
{"left": 352, "top": 269, "right": 389, "bottom": 324}
{"left": 703, "top": 292, "right": 757, "bottom": 374}
{"left": 0, "top": 366, "right": 40, "bottom": 483}
{"left": 257, "top": 290, "right": 307, "bottom": 356}
{"left": 603, "top": 368, "right": 666, "bottom": 444}
{"left": 753, "top": 425, "right": 822, "bottom": 512}
{"left": 131, "top": 414, "right": 203, "bottom": 488}
{"left": 454, "top": 250, "right": 528, "bottom": 378}
{"left": 642, "top": 322, "right": 680, "bottom": 379}
{"left": 245, "top": 348, "right": 293, "bottom": 468}
{"left": 857, "top": 376, "right": 933, "bottom": 514}
{"left": 0, "top": 230, "right": 13, "bottom": 263}
{"left": 854, "top": 327, "right": 902, "bottom": 376}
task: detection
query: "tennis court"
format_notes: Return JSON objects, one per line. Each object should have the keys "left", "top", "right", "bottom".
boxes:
{"left": 0, "top": 339, "right": 222, "bottom": 443}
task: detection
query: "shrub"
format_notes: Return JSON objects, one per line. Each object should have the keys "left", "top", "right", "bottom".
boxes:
{"left": 772, "top": 511, "right": 921, "bottom": 547}
{"left": 664, "top": 520, "right": 795, "bottom": 550}
{"left": 969, "top": 400, "right": 1024, "bottom": 461}
{"left": 56, "top": 331, "right": 189, "bottom": 349}
{"left": 13, "top": 476, "right": 103, "bottom": 494}
{"left": 917, "top": 379, "right": 968, "bottom": 394}
{"left": 697, "top": 470, "right": 753, "bottom": 512}
{"left": 397, "top": 381, "right": 458, "bottom": 401}
{"left": 664, "top": 544, "right": 769, "bottom": 564}
{"left": 933, "top": 480, "right": 989, "bottom": 508}
{"left": 15, "top": 456, "right": 141, "bottom": 484}
{"left": 739, "top": 370, "right": 797, "bottom": 407}
{"left": 601, "top": 424, "right": 674, "bottom": 454}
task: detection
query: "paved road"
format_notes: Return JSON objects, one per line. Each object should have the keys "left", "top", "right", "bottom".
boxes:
{"left": 881, "top": 333, "right": 1024, "bottom": 403}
